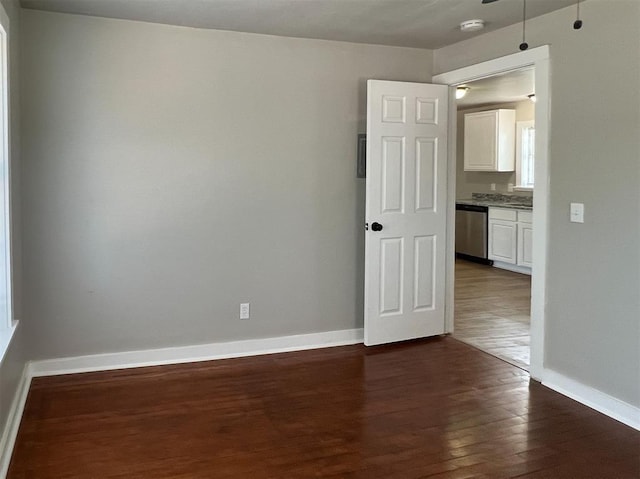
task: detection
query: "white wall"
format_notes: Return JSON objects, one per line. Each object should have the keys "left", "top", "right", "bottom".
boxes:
{"left": 456, "top": 100, "right": 534, "bottom": 198}
{"left": 436, "top": 0, "right": 640, "bottom": 407}
{"left": 21, "top": 10, "right": 433, "bottom": 360}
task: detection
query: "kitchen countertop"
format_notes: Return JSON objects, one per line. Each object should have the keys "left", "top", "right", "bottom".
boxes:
{"left": 456, "top": 199, "right": 533, "bottom": 211}
{"left": 456, "top": 193, "right": 533, "bottom": 211}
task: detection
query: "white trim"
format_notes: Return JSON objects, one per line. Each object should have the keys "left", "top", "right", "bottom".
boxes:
{"left": 0, "top": 0, "right": 11, "bottom": 334}
{"left": 0, "top": 320, "right": 16, "bottom": 366}
{"left": 515, "top": 120, "right": 535, "bottom": 189}
{"left": 0, "top": 364, "right": 30, "bottom": 479}
{"left": 29, "top": 328, "right": 364, "bottom": 377}
{"left": 432, "top": 45, "right": 550, "bottom": 381}
{"left": 433, "top": 46, "right": 549, "bottom": 86}
{"left": 492, "top": 261, "right": 531, "bottom": 276}
{"left": 443, "top": 88, "right": 457, "bottom": 335}
{"left": 543, "top": 369, "right": 640, "bottom": 431}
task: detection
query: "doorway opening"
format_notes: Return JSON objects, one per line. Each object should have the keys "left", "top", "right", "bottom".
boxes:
{"left": 433, "top": 46, "right": 550, "bottom": 380}
{"left": 451, "top": 68, "right": 535, "bottom": 370}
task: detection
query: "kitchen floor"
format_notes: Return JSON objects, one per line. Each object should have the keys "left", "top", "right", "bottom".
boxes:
{"left": 454, "top": 259, "right": 531, "bottom": 370}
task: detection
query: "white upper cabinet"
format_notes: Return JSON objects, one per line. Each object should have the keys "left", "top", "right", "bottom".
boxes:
{"left": 464, "top": 109, "right": 516, "bottom": 172}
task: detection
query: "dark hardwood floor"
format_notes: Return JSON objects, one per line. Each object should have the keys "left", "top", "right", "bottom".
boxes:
{"left": 9, "top": 338, "right": 640, "bottom": 478}
{"left": 454, "top": 259, "right": 532, "bottom": 370}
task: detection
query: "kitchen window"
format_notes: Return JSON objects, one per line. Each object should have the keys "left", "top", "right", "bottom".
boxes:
{"left": 516, "top": 120, "right": 535, "bottom": 190}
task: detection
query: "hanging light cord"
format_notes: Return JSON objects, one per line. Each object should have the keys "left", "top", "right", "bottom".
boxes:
{"left": 519, "top": 0, "right": 529, "bottom": 50}
{"left": 574, "top": 0, "right": 583, "bottom": 29}
{"left": 522, "top": 0, "right": 526, "bottom": 44}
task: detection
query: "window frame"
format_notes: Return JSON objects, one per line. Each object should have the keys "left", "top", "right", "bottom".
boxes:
{"left": 0, "top": 0, "right": 15, "bottom": 364}
{"left": 515, "top": 120, "right": 535, "bottom": 191}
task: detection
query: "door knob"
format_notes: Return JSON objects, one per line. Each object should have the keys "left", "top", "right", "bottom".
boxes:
{"left": 371, "top": 222, "right": 383, "bottom": 232}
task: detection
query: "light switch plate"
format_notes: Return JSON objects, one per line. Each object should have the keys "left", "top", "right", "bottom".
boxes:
{"left": 570, "top": 203, "right": 584, "bottom": 223}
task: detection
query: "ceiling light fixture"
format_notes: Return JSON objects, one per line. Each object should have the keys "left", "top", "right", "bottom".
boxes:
{"left": 456, "top": 87, "right": 470, "bottom": 100}
{"left": 528, "top": 94, "right": 536, "bottom": 103}
{"left": 460, "top": 19, "right": 485, "bottom": 33}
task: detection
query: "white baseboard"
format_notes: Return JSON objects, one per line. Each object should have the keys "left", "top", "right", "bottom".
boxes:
{"left": 0, "top": 364, "right": 31, "bottom": 479}
{"left": 29, "top": 328, "right": 365, "bottom": 377}
{"left": 1, "top": 332, "right": 638, "bottom": 479}
{"left": 0, "top": 328, "right": 364, "bottom": 478}
{"left": 542, "top": 368, "right": 640, "bottom": 431}
{"left": 492, "top": 261, "right": 532, "bottom": 275}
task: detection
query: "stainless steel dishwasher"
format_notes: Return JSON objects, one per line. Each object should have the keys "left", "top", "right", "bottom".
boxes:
{"left": 455, "top": 203, "right": 492, "bottom": 264}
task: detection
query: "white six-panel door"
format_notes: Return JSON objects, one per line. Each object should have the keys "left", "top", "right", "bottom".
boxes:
{"left": 364, "top": 80, "right": 448, "bottom": 346}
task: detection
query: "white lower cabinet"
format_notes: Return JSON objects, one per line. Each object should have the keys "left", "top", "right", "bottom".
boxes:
{"left": 489, "top": 208, "right": 532, "bottom": 273}
{"left": 489, "top": 220, "right": 517, "bottom": 263}
{"left": 517, "top": 223, "right": 533, "bottom": 267}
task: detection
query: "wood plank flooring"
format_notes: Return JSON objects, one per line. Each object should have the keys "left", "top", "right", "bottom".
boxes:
{"left": 454, "top": 259, "right": 532, "bottom": 370}
{"left": 9, "top": 338, "right": 640, "bottom": 478}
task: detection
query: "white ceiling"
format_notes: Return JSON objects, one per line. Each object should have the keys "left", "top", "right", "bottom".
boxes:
{"left": 457, "top": 67, "right": 535, "bottom": 108}
{"left": 20, "top": 0, "right": 577, "bottom": 49}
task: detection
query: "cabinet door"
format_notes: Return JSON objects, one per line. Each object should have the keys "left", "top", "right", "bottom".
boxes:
{"left": 517, "top": 222, "right": 533, "bottom": 267}
{"left": 488, "top": 219, "right": 517, "bottom": 264}
{"left": 464, "top": 111, "right": 497, "bottom": 171}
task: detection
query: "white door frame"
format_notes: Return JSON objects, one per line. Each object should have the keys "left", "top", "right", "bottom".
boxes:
{"left": 432, "top": 46, "right": 550, "bottom": 381}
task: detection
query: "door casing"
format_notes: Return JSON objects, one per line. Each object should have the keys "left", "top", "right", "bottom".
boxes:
{"left": 432, "top": 46, "right": 550, "bottom": 381}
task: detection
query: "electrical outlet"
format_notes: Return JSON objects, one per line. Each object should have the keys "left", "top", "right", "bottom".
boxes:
{"left": 507, "top": 183, "right": 514, "bottom": 192}
{"left": 490, "top": 183, "right": 496, "bottom": 191}
{"left": 240, "top": 303, "right": 250, "bottom": 320}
